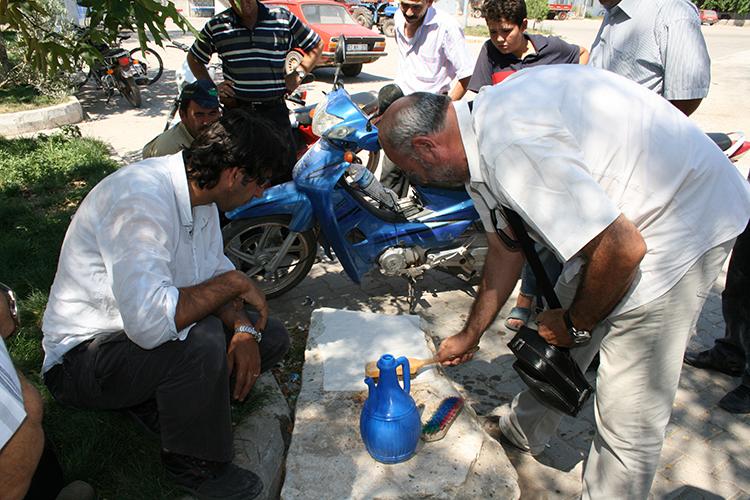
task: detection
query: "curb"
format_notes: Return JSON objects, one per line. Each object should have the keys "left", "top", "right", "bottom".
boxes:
{"left": 0, "top": 96, "right": 83, "bottom": 137}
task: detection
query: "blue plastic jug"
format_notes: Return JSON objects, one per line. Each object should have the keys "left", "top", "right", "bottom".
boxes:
{"left": 360, "top": 354, "right": 421, "bottom": 463}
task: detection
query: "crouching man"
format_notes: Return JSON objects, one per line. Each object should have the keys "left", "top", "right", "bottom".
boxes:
{"left": 42, "top": 109, "right": 291, "bottom": 500}
{"left": 378, "top": 65, "right": 750, "bottom": 500}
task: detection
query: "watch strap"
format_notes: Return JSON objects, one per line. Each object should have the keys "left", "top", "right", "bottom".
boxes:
{"left": 234, "top": 325, "right": 262, "bottom": 344}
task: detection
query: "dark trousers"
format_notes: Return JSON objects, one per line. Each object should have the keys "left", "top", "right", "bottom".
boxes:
{"left": 715, "top": 219, "right": 750, "bottom": 386}
{"left": 44, "top": 313, "right": 289, "bottom": 462}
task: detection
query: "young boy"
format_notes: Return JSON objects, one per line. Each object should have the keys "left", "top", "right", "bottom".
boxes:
{"left": 468, "top": 0, "right": 588, "bottom": 91}
{"left": 468, "top": 0, "right": 588, "bottom": 331}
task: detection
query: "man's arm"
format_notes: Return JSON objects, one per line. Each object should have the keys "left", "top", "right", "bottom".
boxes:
{"left": 578, "top": 45, "right": 590, "bottom": 65}
{"left": 187, "top": 53, "right": 212, "bottom": 82}
{"left": 670, "top": 98, "right": 702, "bottom": 117}
{"left": 536, "top": 214, "right": 646, "bottom": 346}
{"left": 285, "top": 39, "right": 324, "bottom": 93}
{"left": 449, "top": 76, "right": 472, "bottom": 101}
{"left": 174, "top": 269, "right": 268, "bottom": 332}
{"left": 435, "top": 230, "right": 527, "bottom": 365}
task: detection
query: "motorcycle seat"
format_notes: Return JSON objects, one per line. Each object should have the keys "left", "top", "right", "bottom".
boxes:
{"left": 707, "top": 132, "right": 732, "bottom": 151}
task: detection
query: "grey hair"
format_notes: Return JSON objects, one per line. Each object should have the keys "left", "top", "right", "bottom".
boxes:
{"left": 380, "top": 92, "right": 452, "bottom": 159}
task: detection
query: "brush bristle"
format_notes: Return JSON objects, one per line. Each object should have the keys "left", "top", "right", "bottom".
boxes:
{"left": 421, "top": 397, "right": 464, "bottom": 442}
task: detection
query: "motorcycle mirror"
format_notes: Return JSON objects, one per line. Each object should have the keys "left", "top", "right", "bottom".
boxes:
{"left": 334, "top": 34, "right": 347, "bottom": 65}
{"left": 376, "top": 84, "right": 404, "bottom": 116}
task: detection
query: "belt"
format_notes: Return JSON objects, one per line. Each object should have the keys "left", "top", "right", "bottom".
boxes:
{"left": 235, "top": 96, "right": 286, "bottom": 111}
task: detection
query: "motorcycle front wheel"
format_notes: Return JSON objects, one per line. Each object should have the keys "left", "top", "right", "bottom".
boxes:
{"left": 129, "top": 47, "right": 164, "bottom": 85}
{"left": 118, "top": 76, "right": 142, "bottom": 108}
{"left": 223, "top": 215, "right": 318, "bottom": 299}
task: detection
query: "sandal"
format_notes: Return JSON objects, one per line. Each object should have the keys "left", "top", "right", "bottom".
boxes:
{"left": 504, "top": 307, "right": 530, "bottom": 332}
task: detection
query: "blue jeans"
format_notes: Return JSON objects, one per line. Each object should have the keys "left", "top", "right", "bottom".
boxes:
{"left": 44, "top": 312, "right": 289, "bottom": 462}
{"left": 519, "top": 243, "right": 563, "bottom": 301}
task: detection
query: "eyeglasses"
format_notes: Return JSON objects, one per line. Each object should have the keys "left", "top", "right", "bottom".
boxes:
{"left": 0, "top": 282, "right": 19, "bottom": 338}
{"left": 241, "top": 173, "right": 272, "bottom": 189}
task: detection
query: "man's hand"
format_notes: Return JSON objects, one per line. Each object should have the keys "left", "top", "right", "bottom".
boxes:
{"left": 0, "top": 295, "right": 15, "bottom": 340}
{"left": 435, "top": 332, "right": 479, "bottom": 366}
{"left": 536, "top": 309, "right": 574, "bottom": 348}
{"left": 236, "top": 275, "right": 269, "bottom": 332}
{"left": 227, "top": 329, "right": 262, "bottom": 401}
{"left": 217, "top": 81, "right": 237, "bottom": 107}
{"left": 285, "top": 72, "right": 302, "bottom": 94}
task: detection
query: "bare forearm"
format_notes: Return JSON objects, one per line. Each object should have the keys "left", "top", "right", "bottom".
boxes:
{"left": 174, "top": 270, "right": 245, "bottom": 331}
{"left": 299, "top": 40, "right": 324, "bottom": 73}
{"left": 449, "top": 76, "right": 471, "bottom": 101}
{"left": 578, "top": 46, "right": 590, "bottom": 65}
{"left": 462, "top": 232, "right": 526, "bottom": 341}
{"left": 187, "top": 53, "right": 212, "bottom": 82}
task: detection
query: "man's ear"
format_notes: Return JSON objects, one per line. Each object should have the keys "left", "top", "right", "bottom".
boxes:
{"left": 224, "top": 167, "right": 243, "bottom": 187}
{"left": 520, "top": 18, "right": 528, "bottom": 32}
{"left": 412, "top": 136, "right": 436, "bottom": 161}
{"left": 178, "top": 106, "right": 187, "bottom": 122}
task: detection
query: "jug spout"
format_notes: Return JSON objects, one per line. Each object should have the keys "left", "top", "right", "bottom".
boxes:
{"left": 364, "top": 376, "right": 378, "bottom": 407}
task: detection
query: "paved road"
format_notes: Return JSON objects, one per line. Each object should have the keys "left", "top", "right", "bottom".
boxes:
{"left": 72, "top": 16, "right": 750, "bottom": 500}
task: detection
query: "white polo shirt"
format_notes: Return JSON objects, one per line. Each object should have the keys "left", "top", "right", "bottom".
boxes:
{"left": 461, "top": 65, "right": 750, "bottom": 316}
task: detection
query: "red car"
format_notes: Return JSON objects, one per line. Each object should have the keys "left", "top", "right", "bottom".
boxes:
{"left": 699, "top": 9, "right": 718, "bottom": 25}
{"left": 264, "top": 0, "right": 387, "bottom": 77}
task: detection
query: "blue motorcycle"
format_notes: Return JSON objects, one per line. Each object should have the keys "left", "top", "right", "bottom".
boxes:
{"left": 222, "top": 36, "right": 487, "bottom": 310}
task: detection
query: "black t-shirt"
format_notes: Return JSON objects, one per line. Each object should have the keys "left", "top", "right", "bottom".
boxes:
{"left": 468, "top": 33, "right": 580, "bottom": 92}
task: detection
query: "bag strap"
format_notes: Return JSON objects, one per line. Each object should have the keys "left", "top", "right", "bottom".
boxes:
{"left": 492, "top": 208, "right": 562, "bottom": 310}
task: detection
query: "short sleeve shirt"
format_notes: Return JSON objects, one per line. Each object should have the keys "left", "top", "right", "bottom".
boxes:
{"left": 588, "top": 0, "right": 710, "bottom": 100}
{"left": 190, "top": 4, "right": 321, "bottom": 102}
{"left": 460, "top": 65, "right": 750, "bottom": 317}
{"left": 468, "top": 34, "right": 580, "bottom": 92}
{"left": 394, "top": 6, "right": 476, "bottom": 95}
{"left": 142, "top": 122, "right": 194, "bottom": 159}
{"left": 1, "top": 341, "right": 25, "bottom": 448}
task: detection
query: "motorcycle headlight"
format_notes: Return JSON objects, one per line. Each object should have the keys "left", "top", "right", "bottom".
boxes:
{"left": 311, "top": 95, "right": 344, "bottom": 137}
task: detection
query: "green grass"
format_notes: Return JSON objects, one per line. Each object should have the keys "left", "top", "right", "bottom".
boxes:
{"left": 0, "top": 84, "right": 69, "bottom": 114}
{"left": 0, "top": 130, "right": 276, "bottom": 499}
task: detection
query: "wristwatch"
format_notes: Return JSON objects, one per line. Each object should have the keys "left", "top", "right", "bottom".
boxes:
{"left": 235, "top": 325, "right": 262, "bottom": 344}
{"left": 0, "top": 282, "right": 19, "bottom": 337}
{"left": 563, "top": 310, "right": 591, "bottom": 345}
{"left": 295, "top": 67, "right": 306, "bottom": 80}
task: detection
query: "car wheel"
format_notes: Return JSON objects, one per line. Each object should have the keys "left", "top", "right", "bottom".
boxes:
{"left": 558, "top": 11, "right": 567, "bottom": 20}
{"left": 342, "top": 63, "right": 363, "bottom": 77}
{"left": 285, "top": 50, "right": 304, "bottom": 75}
{"left": 382, "top": 19, "right": 395, "bottom": 37}
{"left": 472, "top": 7, "right": 482, "bottom": 18}
{"left": 353, "top": 7, "right": 374, "bottom": 29}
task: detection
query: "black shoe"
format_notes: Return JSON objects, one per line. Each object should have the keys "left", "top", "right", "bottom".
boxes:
{"left": 719, "top": 384, "right": 750, "bottom": 414}
{"left": 683, "top": 349, "right": 746, "bottom": 377}
{"left": 162, "top": 451, "right": 263, "bottom": 500}
{"left": 120, "top": 399, "right": 161, "bottom": 439}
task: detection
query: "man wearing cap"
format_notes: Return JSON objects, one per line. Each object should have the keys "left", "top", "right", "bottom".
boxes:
{"left": 143, "top": 79, "right": 222, "bottom": 159}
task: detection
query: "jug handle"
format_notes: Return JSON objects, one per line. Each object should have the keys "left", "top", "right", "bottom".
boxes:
{"left": 395, "top": 356, "right": 411, "bottom": 394}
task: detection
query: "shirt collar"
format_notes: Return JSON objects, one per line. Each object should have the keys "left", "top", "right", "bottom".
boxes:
{"left": 167, "top": 152, "right": 195, "bottom": 230}
{"left": 609, "top": 0, "right": 638, "bottom": 17}
{"left": 526, "top": 33, "right": 548, "bottom": 55}
{"left": 453, "top": 100, "right": 482, "bottom": 183}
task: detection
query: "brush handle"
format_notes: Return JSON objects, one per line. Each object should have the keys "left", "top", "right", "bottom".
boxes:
{"left": 364, "top": 346, "right": 479, "bottom": 378}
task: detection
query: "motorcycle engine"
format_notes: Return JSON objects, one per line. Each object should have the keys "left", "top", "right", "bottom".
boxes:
{"left": 378, "top": 247, "right": 420, "bottom": 275}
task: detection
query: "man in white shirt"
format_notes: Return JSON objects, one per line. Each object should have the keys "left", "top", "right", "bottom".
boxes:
{"left": 588, "top": 0, "right": 710, "bottom": 116}
{"left": 380, "top": 0, "right": 476, "bottom": 197}
{"left": 42, "top": 109, "right": 291, "bottom": 500}
{"left": 377, "top": 65, "right": 750, "bottom": 500}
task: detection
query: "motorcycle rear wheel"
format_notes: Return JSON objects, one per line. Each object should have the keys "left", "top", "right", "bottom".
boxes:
{"left": 118, "top": 76, "right": 142, "bottom": 108}
{"left": 223, "top": 215, "right": 318, "bottom": 299}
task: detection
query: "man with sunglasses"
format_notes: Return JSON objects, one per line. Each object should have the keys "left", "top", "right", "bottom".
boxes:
{"left": 42, "top": 110, "right": 291, "bottom": 500}
{"left": 143, "top": 79, "right": 223, "bottom": 159}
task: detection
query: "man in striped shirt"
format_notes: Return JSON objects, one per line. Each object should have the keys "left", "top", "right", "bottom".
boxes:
{"left": 188, "top": 0, "right": 323, "bottom": 178}
{"left": 588, "top": 0, "right": 710, "bottom": 117}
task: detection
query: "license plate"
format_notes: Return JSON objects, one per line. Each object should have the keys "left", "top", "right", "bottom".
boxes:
{"left": 347, "top": 44, "right": 368, "bottom": 52}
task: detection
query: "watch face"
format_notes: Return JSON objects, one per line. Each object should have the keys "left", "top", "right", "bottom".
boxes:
{"left": 0, "top": 282, "right": 19, "bottom": 336}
